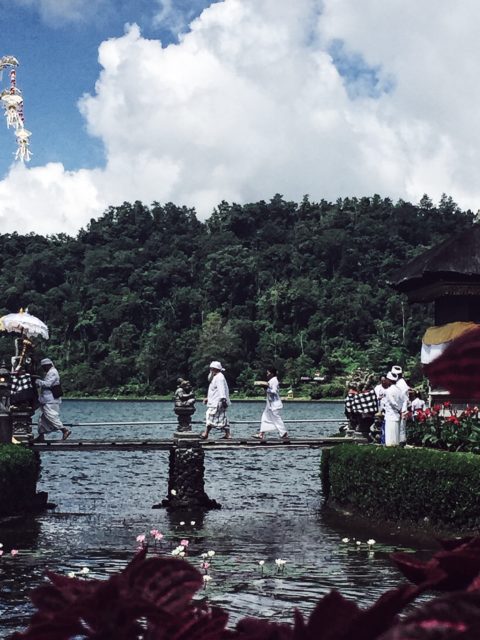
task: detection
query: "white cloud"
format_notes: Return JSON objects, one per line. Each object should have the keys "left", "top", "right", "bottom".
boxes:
{"left": 0, "top": 163, "right": 103, "bottom": 235}
{"left": 14, "top": 0, "right": 105, "bottom": 25}
{"left": 3, "top": 0, "right": 480, "bottom": 235}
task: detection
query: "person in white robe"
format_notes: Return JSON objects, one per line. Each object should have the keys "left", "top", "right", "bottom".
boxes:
{"left": 34, "top": 358, "right": 71, "bottom": 442}
{"left": 383, "top": 371, "right": 404, "bottom": 446}
{"left": 411, "top": 392, "right": 426, "bottom": 414}
{"left": 201, "top": 360, "right": 231, "bottom": 439}
{"left": 390, "top": 365, "right": 410, "bottom": 443}
{"left": 254, "top": 367, "right": 288, "bottom": 441}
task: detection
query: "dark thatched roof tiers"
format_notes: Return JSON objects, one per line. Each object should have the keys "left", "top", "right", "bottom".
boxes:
{"left": 389, "top": 225, "right": 480, "bottom": 302}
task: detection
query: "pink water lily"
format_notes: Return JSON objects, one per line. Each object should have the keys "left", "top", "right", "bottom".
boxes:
{"left": 136, "top": 534, "right": 146, "bottom": 543}
{"left": 11, "top": 549, "right": 18, "bottom": 556}
{"left": 154, "top": 533, "right": 164, "bottom": 541}
{"left": 180, "top": 539, "right": 189, "bottom": 547}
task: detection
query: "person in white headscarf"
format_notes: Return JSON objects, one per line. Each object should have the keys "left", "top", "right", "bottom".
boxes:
{"left": 34, "top": 358, "right": 71, "bottom": 442}
{"left": 390, "top": 365, "right": 410, "bottom": 443}
{"left": 201, "top": 360, "right": 231, "bottom": 440}
{"left": 254, "top": 366, "right": 288, "bottom": 441}
{"left": 383, "top": 371, "right": 403, "bottom": 446}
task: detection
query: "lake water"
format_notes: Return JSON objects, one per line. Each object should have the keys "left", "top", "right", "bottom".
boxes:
{"left": 0, "top": 400, "right": 428, "bottom": 637}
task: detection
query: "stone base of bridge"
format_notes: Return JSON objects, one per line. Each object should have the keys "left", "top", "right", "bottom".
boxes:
{"left": 154, "top": 434, "right": 221, "bottom": 511}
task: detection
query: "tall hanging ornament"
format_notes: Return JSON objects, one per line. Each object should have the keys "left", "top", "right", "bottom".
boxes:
{"left": 0, "top": 55, "right": 19, "bottom": 80}
{"left": 15, "top": 128, "right": 32, "bottom": 162}
{"left": 0, "top": 56, "right": 32, "bottom": 161}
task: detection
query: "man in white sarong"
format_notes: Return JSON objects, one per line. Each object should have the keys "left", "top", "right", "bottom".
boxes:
{"left": 201, "top": 360, "right": 231, "bottom": 440}
{"left": 383, "top": 371, "right": 403, "bottom": 446}
{"left": 254, "top": 367, "right": 288, "bottom": 441}
{"left": 34, "top": 358, "right": 71, "bottom": 442}
{"left": 390, "top": 365, "right": 410, "bottom": 443}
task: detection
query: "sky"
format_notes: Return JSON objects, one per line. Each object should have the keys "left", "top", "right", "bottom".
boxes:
{"left": 0, "top": 0, "right": 480, "bottom": 235}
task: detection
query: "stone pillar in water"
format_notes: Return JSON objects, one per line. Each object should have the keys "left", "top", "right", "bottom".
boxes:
{"left": 155, "top": 379, "right": 221, "bottom": 511}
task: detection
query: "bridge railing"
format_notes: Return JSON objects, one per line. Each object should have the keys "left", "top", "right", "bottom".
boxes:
{"left": 63, "top": 419, "right": 346, "bottom": 427}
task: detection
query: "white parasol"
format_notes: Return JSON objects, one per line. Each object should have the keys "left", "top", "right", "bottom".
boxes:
{"left": 0, "top": 310, "right": 49, "bottom": 339}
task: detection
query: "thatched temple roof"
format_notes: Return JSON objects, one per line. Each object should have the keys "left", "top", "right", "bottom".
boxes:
{"left": 389, "top": 225, "right": 480, "bottom": 300}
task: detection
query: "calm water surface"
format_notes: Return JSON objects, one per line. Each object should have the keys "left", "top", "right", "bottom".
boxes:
{"left": 0, "top": 400, "right": 428, "bottom": 637}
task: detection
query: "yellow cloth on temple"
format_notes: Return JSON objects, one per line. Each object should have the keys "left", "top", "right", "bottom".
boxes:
{"left": 422, "top": 321, "right": 479, "bottom": 345}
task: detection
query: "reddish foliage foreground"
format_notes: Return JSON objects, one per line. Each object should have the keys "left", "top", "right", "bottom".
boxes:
{"left": 12, "top": 538, "right": 480, "bottom": 640}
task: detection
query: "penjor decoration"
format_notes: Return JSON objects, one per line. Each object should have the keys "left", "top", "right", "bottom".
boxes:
{"left": 0, "top": 55, "right": 31, "bottom": 162}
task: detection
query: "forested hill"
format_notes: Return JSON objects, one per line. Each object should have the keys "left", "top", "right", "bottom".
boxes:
{"left": 0, "top": 193, "right": 475, "bottom": 396}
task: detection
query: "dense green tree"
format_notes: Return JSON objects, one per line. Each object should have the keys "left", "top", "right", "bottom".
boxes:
{"left": 0, "top": 194, "right": 473, "bottom": 395}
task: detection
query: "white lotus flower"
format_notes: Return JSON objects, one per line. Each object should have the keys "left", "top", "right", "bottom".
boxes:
{"left": 367, "top": 539, "right": 376, "bottom": 546}
{"left": 207, "top": 550, "right": 215, "bottom": 557}
{"left": 67, "top": 571, "right": 76, "bottom": 578}
{"left": 259, "top": 560, "right": 265, "bottom": 566}
{"left": 341, "top": 538, "right": 350, "bottom": 543}
{"left": 203, "top": 575, "right": 212, "bottom": 583}
{"left": 81, "top": 567, "right": 90, "bottom": 574}
{"left": 172, "top": 545, "right": 186, "bottom": 556}
{"left": 171, "top": 489, "right": 177, "bottom": 496}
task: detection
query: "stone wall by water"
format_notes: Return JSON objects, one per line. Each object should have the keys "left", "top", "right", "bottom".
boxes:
{"left": 0, "top": 444, "right": 47, "bottom": 516}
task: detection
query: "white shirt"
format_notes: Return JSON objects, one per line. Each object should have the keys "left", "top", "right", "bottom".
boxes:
{"left": 411, "top": 398, "right": 426, "bottom": 412}
{"left": 36, "top": 366, "right": 61, "bottom": 405}
{"left": 395, "top": 377, "right": 410, "bottom": 412}
{"left": 374, "top": 383, "right": 386, "bottom": 409}
{"left": 266, "top": 376, "right": 283, "bottom": 410}
{"left": 383, "top": 384, "right": 404, "bottom": 419}
{"left": 207, "top": 371, "right": 230, "bottom": 408}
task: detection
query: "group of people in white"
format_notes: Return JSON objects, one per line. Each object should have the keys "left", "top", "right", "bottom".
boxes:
{"left": 200, "top": 361, "right": 288, "bottom": 441}
{"left": 374, "top": 366, "right": 425, "bottom": 447}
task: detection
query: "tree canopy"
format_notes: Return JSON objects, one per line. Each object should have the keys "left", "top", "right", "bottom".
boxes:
{"left": 0, "top": 194, "right": 474, "bottom": 396}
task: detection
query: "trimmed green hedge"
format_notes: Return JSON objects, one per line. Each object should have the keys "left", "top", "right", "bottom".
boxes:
{"left": 321, "top": 444, "right": 480, "bottom": 530}
{"left": 0, "top": 444, "right": 41, "bottom": 515}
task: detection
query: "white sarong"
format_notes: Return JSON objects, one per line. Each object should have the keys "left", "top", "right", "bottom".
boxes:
{"left": 260, "top": 407, "right": 287, "bottom": 436}
{"left": 38, "top": 402, "right": 64, "bottom": 434}
{"left": 384, "top": 416, "right": 400, "bottom": 446}
{"left": 205, "top": 405, "right": 229, "bottom": 430}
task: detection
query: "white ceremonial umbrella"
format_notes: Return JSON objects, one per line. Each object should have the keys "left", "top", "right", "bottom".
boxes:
{"left": 0, "top": 310, "right": 49, "bottom": 340}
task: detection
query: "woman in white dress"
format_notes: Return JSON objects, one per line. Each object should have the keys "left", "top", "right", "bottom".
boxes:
{"left": 254, "top": 367, "right": 288, "bottom": 441}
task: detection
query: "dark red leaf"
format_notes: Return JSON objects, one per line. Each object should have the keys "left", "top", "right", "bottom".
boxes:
{"left": 164, "top": 606, "right": 230, "bottom": 640}
{"left": 380, "top": 590, "right": 480, "bottom": 639}
{"left": 232, "top": 617, "right": 293, "bottom": 639}
{"left": 293, "top": 590, "right": 360, "bottom": 640}
{"left": 391, "top": 553, "right": 447, "bottom": 588}
{"left": 126, "top": 557, "right": 203, "bottom": 613}
{"left": 342, "top": 584, "right": 421, "bottom": 640}
{"left": 424, "top": 327, "right": 480, "bottom": 399}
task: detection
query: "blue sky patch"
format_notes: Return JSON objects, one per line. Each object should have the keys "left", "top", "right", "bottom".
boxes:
{"left": 328, "top": 39, "right": 395, "bottom": 99}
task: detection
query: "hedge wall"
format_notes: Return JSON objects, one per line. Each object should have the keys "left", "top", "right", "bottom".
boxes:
{"left": 0, "top": 444, "right": 41, "bottom": 516}
{"left": 321, "top": 444, "right": 480, "bottom": 531}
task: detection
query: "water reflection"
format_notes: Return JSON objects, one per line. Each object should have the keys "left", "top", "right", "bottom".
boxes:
{"left": 0, "top": 401, "right": 426, "bottom": 637}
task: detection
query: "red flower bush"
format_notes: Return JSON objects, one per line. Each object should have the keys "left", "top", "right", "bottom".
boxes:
{"left": 11, "top": 538, "right": 480, "bottom": 640}
{"left": 407, "top": 403, "right": 480, "bottom": 453}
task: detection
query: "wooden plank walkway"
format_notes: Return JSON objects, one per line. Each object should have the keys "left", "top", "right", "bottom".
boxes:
{"left": 30, "top": 436, "right": 362, "bottom": 452}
